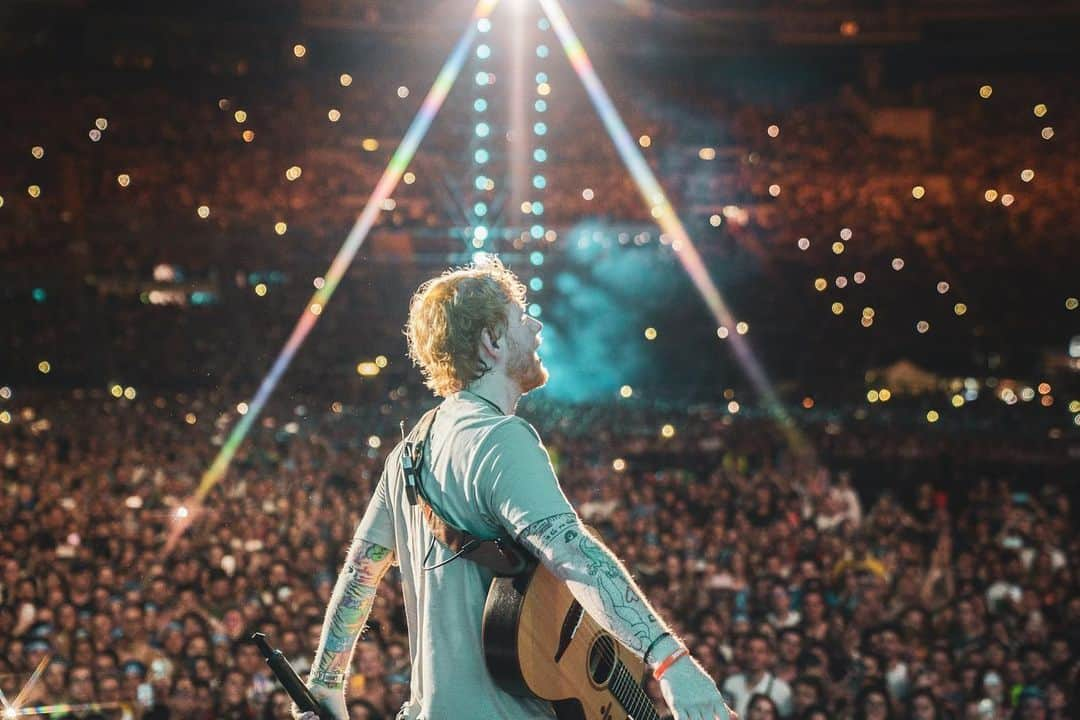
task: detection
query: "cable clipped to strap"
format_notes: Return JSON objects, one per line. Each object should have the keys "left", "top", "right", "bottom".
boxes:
{"left": 422, "top": 536, "right": 483, "bottom": 572}
{"left": 400, "top": 419, "right": 420, "bottom": 506}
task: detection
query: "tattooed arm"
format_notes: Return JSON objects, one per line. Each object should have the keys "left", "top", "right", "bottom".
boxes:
{"left": 308, "top": 533, "right": 395, "bottom": 693}
{"left": 516, "top": 512, "right": 683, "bottom": 669}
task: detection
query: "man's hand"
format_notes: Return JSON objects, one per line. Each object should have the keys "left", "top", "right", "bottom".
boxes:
{"left": 292, "top": 683, "right": 347, "bottom": 720}
{"left": 658, "top": 653, "right": 737, "bottom": 720}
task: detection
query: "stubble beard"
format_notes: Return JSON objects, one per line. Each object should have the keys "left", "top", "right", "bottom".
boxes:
{"left": 507, "top": 334, "right": 548, "bottom": 395}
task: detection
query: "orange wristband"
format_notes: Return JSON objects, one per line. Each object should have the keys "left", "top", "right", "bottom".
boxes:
{"left": 652, "top": 647, "right": 689, "bottom": 681}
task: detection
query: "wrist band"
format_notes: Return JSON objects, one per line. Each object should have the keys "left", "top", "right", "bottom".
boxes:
{"left": 643, "top": 632, "right": 672, "bottom": 665}
{"left": 652, "top": 648, "right": 689, "bottom": 681}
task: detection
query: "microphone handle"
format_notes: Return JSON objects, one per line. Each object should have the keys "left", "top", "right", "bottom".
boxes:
{"left": 252, "top": 633, "right": 328, "bottom": 718}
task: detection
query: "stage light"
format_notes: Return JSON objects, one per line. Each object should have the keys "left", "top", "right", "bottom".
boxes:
{"left": 110, "top": 384, "right": 123, "bottom": 398}
{"left": 984, "top": 189, "right": 998, "bottom": 202}
{"left": 528, "top": 304, "right": 542, "bottom": 317}
{"left": 535, "top": 72, "right": 548, "bottom": 83}
{"left": 831, "top": 302, "right": 844, "bottom": 315}
{"left": 1020, "top": 169, "right": 1034, "bottom": 182}
{"left": 537, "top": 44, "right": 549, "bottom": 58}
{"left": 535, "top": 99, "right": 547, "bottom": 112}
{"left": 31, "top": 145, "right": 44, "bottom": 159}
{"left": 1041, "top": 126, "right": 1054, "bottom": 140}
{"left": 532, "top": 202, "right": 544, "bottom": 215}
{"left": 660, "top": 424, "right": 675, "bottom": 438}
{"left": 274, "top": 221, "right": 288, "bottom": 235}
{"left": 619, "top": 385, "right": 632, "bottom": 398}
{"left": 1033, "top": 103, "right": 1047, "bottom": 117}
{"left": 1065, "top": 297, "right": 1078, "bottom": 310}
{"left": 368, "top": 436, "right": 382, "bottom": 449}
{"left": 926, "top": 410, "right": 939, "bottom": 423}
{"left": 530, "top": 251, "right": 544, "bottom": 266}
{"left": 727, "top": 401, "right": 740, "bottom": 414}
{"left": 612, "top": 458, "right": 626, "bottom": 471}
{"left": 242, "top": 129, "right": 256, "bottom": 141}
{"left": 716, "top": 327, "right": 729, "bottom": 339}
{"left": 979, "top": 84, "right": 992, "bottom": 98}
{"left": 916, "top": 320, "right": 930, "bottom": 333}
{"left": 362, "top": 138, "right": 379, "bottom": 151}
{"left": 476, "top": 44, "right": 491, "bottom": 59}
{"left": 474, "top": 149, "right": 489, "bottom": 164}
{"left": 533, "top": 122, "right": 547, "bottom": 135}
{"left": 293, "top": 44, "right": 306, "bottom": 58}
{"left": 954, "top": 302, "right": 968, "bottom": 316}
{"left": 403, "top": 172, "right": 416, "bottom": 184}
{"left": 475, "top": 122, "right": 490, "bottom": 137}
{"left": 197, "top": 205, "right": 210, "bottom": 218}
{"left": 835, "top": 276, "right": 848, "bottom": 288}
{"left": 840, "top": 227, "right": 852, "bottom": 241}
{"left": 937, "top": 281, "right": 950, "bottom": 294}
{"left": 381, "top": 198, "right": 396, "bottom": 211}
{"left": 234, "top": 109, "right": 247, "bottom": 123}
{"left": 530, "top": 225, "right": 544, "bottom": 239}
{"left": 892, "top": 258, "right": 904, "bottom": 270}
{"left": 474, "top": 226, "right": 489, "bottom": 241}
{"left": 769, "top": 184, "right": 781, "bottom": 197}
{"left": 95, "top": 117, "right": 108, "bottom": 130}
{"left": 638, "top": 134, "right": 650, "bottom": 147}
{"left": 814, "top": 278, "right": 827, "bottom": 292}
{"left": 582, "top": 188, "right": 594, "bottom": 200}
{"left": 912, "top": 185, "right": 925, "bottom": 199}
{"left": 831, "top": 241, "right": 844, "bottom": 254}
{"left": 532, "top": 174, "right": 546, "bottom": 189}
{"left": 854, "top": 271, "right": 866, "bottom": 283}
{"left": 767, "top": 124, "right": 780, "bottom": 137}
{"left": 340, "top": 73, "right": 352, "bottom": 86}
{"left": 255, "top": 283, "right": 268, "bottom": 296}
{"left": 474, "top": 98, "right": 487, "bottom": 112}
{"left": 797, "top": 237, "right": 809, "bottom": 249}
{"left": 530, "top": 277, "right": 544, "bottom": 291}
{"left": 0, "top": 412, "right": 9, "bottom": 424}
{"left": 477, "top": 18, "right": 491, "bottom": 32}
{"left": 644, "top": 327, "right": 657, "bottom": 340}
{"left": 474, "top": 175, "right": 489, "bottom": 190}
{"left": 1001, "top": 194, "right": 1014, "bottom": 206}
{"left": 397, "top": 86, "right": 410, "bottom": 98}
{"left": 698, "top": 147, "right": 716, "bottom": 160}
{"left": 28, "top": 185, "right": 41, "bottom": 198}
{"left": 475, "top": 72, "right": 489, "bottom": 86}
{"left": 123, "top": 386, "right": 136, "bottom": 400}
{"left": 117, "top": 173, "right": 131, "bottom": 187}
{"left": 474, "top": 201, "right": 487, "bottom": 216}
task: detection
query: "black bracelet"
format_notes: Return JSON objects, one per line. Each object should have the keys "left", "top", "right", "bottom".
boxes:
{"left": 643, "top": 632, "right": 672, "bottom": 665}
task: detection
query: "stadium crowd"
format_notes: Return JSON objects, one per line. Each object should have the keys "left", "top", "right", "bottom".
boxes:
{"left": 0, "top": 385, "right": 1076, "bottom": 719}
{"left": 2, "top": 9, "right": 1079, "bottom": 720}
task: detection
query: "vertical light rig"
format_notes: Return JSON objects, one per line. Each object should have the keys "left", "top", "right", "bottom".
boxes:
{"left": 526, "top": 13, "right": 551, "bottom": 319}
{"left": 469, "top": 17, "right": 494, "bottom": 258}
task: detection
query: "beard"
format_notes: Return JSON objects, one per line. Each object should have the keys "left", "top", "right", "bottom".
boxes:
{"left": 506, "top": 333, "right": 548, "bottom": 395}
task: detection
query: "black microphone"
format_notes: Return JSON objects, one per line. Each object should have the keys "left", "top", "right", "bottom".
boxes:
{"left": 251, "top": 632, "right": 329, "bottom": 719}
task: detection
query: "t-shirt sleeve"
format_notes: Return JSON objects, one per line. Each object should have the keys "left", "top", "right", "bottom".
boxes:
{"left": 475, "top": 417, "right": 576, "bottom": 542}
{"left": 355, "top": 466, "right": 396, "bottom": 552}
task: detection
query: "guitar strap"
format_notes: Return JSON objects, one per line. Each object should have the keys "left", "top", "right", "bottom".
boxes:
{"left": 401, "top": 407, "right": 531, "bottom": 577}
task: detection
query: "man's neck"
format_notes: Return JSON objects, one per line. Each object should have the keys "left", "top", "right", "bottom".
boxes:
{"left": 465, "top": 374, "right": 520, "bottom": 415}
{"left": 747, "top": 669, "right": 768, "bottom": 686}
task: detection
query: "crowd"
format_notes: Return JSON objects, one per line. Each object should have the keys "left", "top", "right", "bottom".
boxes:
{"left": 0, "top": 386, "right": 1076, "bottom": 719}
{"left": 2, "top": 10, "right": 1078, "bottom": 720}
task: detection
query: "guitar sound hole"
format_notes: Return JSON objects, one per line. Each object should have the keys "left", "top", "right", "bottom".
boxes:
{"left": 587, "top": 635, "right": 616, "bottom": 686}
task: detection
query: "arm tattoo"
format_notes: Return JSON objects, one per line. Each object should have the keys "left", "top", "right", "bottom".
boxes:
{"left": 518, "top": 512, "right": 674, "bottom": 658}
{"left": 309, "top": 539, "right": 395, "bottom": 688}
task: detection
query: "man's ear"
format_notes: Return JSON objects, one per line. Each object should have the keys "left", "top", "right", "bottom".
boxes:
{"left": 480, "top": 327, "right": 501, "bottom": 358}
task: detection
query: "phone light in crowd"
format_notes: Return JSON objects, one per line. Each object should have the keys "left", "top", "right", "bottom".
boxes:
{"left": 660, "top": 424, "right": 675, "bottom": 438}
{"left": 176, "top": 505, "right": 189, "bottom": 519}
{"left": 339, "top": 73, "right": 352, "bottom": 86}
{"left": 619, "top": 385, "right": 633, "bottom": 398}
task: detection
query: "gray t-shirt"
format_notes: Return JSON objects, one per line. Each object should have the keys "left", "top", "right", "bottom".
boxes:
{"left": 356, "top": 390, "right": 575, "bottom": 719}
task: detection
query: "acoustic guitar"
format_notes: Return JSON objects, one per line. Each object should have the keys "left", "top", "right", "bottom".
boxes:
{"left": 482, "top": 559, "right": 663, "bottom": 720}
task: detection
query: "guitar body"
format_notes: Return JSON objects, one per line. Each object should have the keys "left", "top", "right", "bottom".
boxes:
{"left": 482, "top": 560, "right": 652, "bottom": 720}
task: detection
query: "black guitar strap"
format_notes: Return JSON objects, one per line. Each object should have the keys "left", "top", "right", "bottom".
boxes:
{"left": 400, "top": 408, "right": 531, "bottom": 577}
